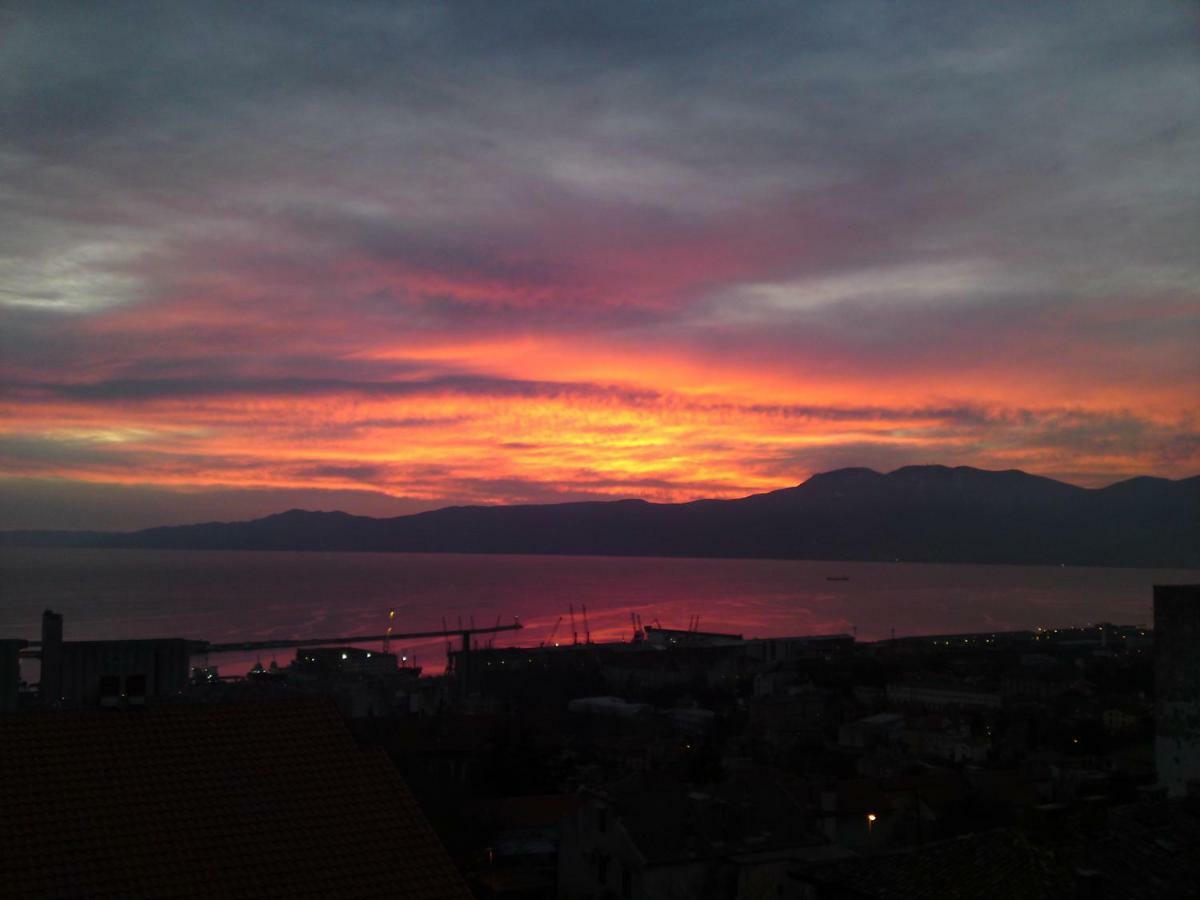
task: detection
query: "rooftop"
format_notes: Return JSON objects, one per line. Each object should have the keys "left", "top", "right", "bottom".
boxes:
{"left": 797, "top": 828, "right": 1067, "bottom": 899}
{"left": 0, "top": 699, "right": 470, "bottom": 899}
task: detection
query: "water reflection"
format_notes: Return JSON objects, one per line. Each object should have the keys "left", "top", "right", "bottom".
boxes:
{"left": 2, "top": 548, "right": 1192, "bottom": 676}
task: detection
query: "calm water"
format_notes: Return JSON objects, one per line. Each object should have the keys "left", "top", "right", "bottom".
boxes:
{"left": 2, "top": 549, "right": 1195, "bottom": 674}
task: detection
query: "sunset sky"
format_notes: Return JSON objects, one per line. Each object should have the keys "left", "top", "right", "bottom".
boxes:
{"left": 2, "top": 1, "right": 1198, "bottom": 530}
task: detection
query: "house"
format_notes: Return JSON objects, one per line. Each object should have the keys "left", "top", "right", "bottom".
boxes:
{"left": 813, "top": 771, "right": 968, "bottom": 849}
{"left": 838, "top": 713, "right": 904, "bottom": 750}
{"left": 472, "top": 794, "right": 584, "bottom": 899}
{"left": 37, "top": 609, "right": 192, "bottom": 708}
{"left": 794, "top": 828, "right": 1067, "bottom": 899}
{"left": 559, "top": 768, "right": 826, "bottom": 899}
{"left": 886, "top": 680, "right": 1001, "bottom": 711}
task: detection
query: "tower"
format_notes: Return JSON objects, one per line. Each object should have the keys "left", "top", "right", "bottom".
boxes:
{"left": 40, "top": 609, "right": 64, "bottom": 707}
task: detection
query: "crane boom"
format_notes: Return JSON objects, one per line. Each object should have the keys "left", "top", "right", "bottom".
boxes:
{"left": 202, "top": 619, "right": 522, "bottom": 654}
{"left": 543, "top": 616, "right": 563, "bottom": 647}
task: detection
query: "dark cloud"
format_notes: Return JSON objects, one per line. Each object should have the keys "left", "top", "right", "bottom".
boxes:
{"left": 9, "top": 374, "right": 662, "bottom": 407}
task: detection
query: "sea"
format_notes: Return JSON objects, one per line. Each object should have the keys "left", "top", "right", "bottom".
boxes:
{"left": 2, "top": 548, "right": 1196, "bottom": 676}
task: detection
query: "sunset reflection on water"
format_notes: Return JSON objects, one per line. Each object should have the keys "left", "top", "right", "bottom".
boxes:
{"left": 3, "top": 548, "right": 1194, "bottom": 676}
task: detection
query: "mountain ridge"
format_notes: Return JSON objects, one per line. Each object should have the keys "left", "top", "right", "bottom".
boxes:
{"left": 3, "top": 465, "right": 1197, "bottom": 567}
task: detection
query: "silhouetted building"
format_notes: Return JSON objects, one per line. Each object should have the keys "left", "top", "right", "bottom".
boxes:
{"left": 0, "top": 639, "right": 24, "bottom": 712}
{"left": 0, "top": 699, "right": 470, "bottom": 898}
{"left": 643, "top": 625, "right": 743, "bottom": 647}
{"left": 38, "top": 609, "right": 191, "bottom": 708}
{"left": 293, "top": 645, "right": 403, "bottom": 676}
{"left": 559, "top": 768, "right": 828, "bottom": 899}
{"left": 886, "top": 679, "right": 1001, "bottom": 711}
{"left": 794, "top": 828, "right": 1067, "bottom": 898}
{"left": 1155, "top": 584, "right": 1200, "bottom": 797}
{"left": 472, "top": 794, "right": 584, "bottom": 900}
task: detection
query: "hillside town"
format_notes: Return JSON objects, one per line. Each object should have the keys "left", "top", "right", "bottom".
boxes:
{"left": 3, "top": 584, "right": 1197, "bottom": 898}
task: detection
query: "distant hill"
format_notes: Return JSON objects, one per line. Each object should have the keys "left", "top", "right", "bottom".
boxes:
{"left": 3, "top": 466, "right": 1198, "bottom": 567}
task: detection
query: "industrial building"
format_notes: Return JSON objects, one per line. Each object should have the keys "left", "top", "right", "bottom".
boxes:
{"left": 37, "top": 610, "right": 192, "bottom": 708}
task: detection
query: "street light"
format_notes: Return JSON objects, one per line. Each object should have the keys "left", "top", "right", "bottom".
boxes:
{"left": 867, "top": 813, "right": 877, "bottom": 835}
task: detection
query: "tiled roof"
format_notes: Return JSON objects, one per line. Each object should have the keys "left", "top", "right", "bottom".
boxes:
{"left": 1081, "top": 798, "right": 1200, "bottom": 899}
{"left": 0, "top": 700, "right": 471, "bottom": 899}
{"left": 796, "top": 829, "right": 1067, "bottom": 899}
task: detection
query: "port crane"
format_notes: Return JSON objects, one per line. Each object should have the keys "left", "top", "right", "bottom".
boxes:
{"left": 201, "top": 618, "right": 523, "bottom": 655}
{"left": 382, "top": 608, "right": 395, "bottom": 653}
{"left": 541, "top": 616, "right": 564, "bottom": 647}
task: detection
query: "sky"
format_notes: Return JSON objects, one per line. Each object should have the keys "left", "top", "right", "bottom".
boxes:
{"left": 2, "top": 1, "right": 1198, "bottom": 530}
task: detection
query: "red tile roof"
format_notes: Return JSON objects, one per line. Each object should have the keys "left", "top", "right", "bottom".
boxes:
{"left": 0, "top": 700, "right": 471, "bottom": 899}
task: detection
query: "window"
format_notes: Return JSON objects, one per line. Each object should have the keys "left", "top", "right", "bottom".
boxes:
{"left": 622, "top": 864, "right": 633, "bottom": 899}
{"left": 125, "top": 674, "right": 147, "bottom": 697}
{"left": 597, "top": 806, "right": 608, "bottom": 833}
{"left": 596, "top": 854, "right": 609, "bottom": 885}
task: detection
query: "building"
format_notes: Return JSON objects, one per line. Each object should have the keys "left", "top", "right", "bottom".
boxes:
{"left": 794, "top": 828, "right": 1067, "bottom": 899}
{"left": 38, "top": 610, "right": 192, "bottom": 708}
{"left": 0, "top": 639, "right": 26, "bottom": 712}
{"left": 1154, "top": 584, "right": 1200, "bottom": 797}
{"left": 900, "top": 719, "right": 991, "bottom": 764}
{"left": 559, "top": 768, "right": 827, "bottom": 899}
{"left": 0, "top": 699, "right": 470, "bottom": 898}
{"left": 838, "top": 712, "right": 904, "bottom": 750}
{"left": 742, "top": 634, "right": 855, "bottom": 664}
{"left": 813, "top": 771, "right": 967, "bottom": 849}
{"left": 292, "top": 645, "right": 406, "bottom": 676}
{"left": 471, "top": 794, "right": 584, "bottom": 900}
{"left": 886, "top": 680, "right": 1001, "bottom": 711}
{"left": 643, "top": 626, "right": 743, "bottom": 647}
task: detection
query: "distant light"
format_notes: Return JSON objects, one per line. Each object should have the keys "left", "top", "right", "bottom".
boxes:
{"left": 341, "top": 653, "right": 348, "bottom": 660}
{"left": 867, "top": 813, "right": 877, "bottom": 822}
{"left": 402, "top": 655, "right": 408, "bottom": 662}
{"left": 366, "top": 652, "right": 371, "bottom": 658}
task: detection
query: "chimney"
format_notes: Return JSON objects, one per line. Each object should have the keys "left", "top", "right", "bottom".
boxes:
{"left": 40, "top": 610, "right": 63, "bottom": 707}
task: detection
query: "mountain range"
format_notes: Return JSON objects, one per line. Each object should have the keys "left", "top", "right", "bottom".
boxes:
{"left": 3, "top": 466, "right": 1198, "bottom": 567}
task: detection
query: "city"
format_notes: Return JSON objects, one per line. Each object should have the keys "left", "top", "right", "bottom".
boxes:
{"left": 2, "top": 585, "right": 1196, "bottom": 897}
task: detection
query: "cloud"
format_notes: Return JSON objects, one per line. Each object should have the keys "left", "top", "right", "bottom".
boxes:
{"left": 1, "top": 1, "right": 1197, "bottom": 527}
{"left": 706, "top": 260, "right": 1032, "bottom": 321}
